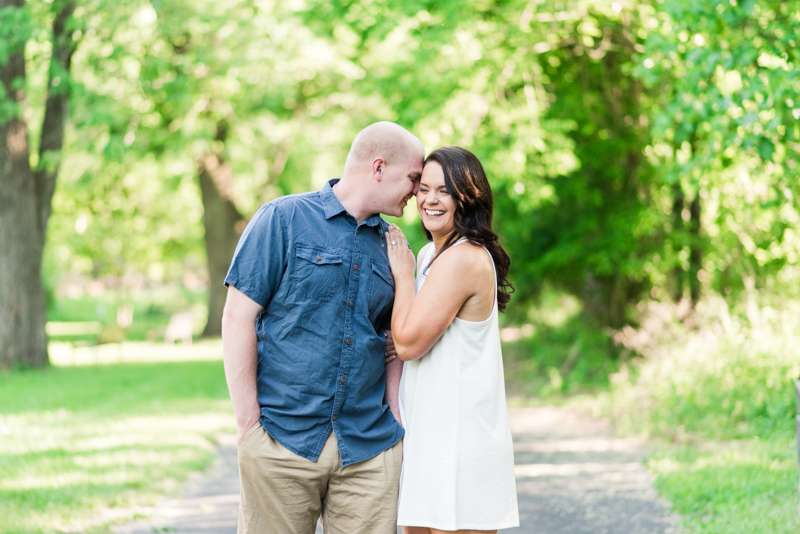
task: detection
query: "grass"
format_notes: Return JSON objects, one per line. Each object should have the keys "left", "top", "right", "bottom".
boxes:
{"left": 648, "top": 438, "right": 798, "bottom": 534}
{"left": 603, "top": 297, "right": 800, "bottom": 533}
{"left": 0, "top": 359, "right": 234, "bottom": 534}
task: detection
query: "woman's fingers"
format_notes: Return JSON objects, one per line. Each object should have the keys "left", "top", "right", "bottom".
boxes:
{"left": 390, "top": 224, "right": 408, "bottom": 250}
{"left": 386, "top": 225, "right": 415, "bottom": 275}
{"left": 399, "top": 228, "right": 409, "bottom": 249}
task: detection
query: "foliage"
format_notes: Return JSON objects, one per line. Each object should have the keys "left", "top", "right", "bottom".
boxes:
{"left": 638, "top": 0, "right": 800, "bottom": 299}
{"left": 44, "top": 0, "right": 388, "bottom": 283}
{"left": 305, "top": 1, "right": 656, "bottom": 325}
{"left": 603, "top": 296, "right": 800, "bottom": 532}
{"left": 0, "top": 360, "right": 234, "bottom": 533}
{"left": 649, "top": 439, "right": 799, "bottom": 534}
{"left": 300, "top": 0, "right": 799, "bottom": 325}
{"left": 4, "top": 0, "right": 797, "bottom": 329}
{"left": 610, "top": 298, "right": 799, "bottom": 440}
{"left": 502, "top": 288, "right": 623, "bottom": 398}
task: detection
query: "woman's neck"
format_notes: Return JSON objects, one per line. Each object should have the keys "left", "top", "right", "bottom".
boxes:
{"left": 431, "top": 230, "right": 456, "bottom": 251}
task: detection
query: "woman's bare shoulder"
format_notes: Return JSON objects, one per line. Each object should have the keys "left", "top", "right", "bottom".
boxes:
{"left": 432, "top": 240, "right": 492, "bottom": 277}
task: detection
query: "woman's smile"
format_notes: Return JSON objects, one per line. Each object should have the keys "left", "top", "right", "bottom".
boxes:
{"left": 417, "top": 161, "right": 457, "bottom": 237}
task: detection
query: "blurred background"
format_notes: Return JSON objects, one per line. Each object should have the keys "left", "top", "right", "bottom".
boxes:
{"left": 1, "top": 0, "right": 799, "bottom": 532}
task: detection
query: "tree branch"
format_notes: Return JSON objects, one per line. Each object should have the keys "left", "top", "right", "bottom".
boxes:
{"left": 33, "top": 0, "right": 80, "bottom": 247}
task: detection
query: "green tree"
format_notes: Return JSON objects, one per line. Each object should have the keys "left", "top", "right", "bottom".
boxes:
{"left": 638, "top": 0, "right": 800, "bottom": 306}
{"left": 0, "top": 0, "right": 80, "bottom": 369}
{"left": 141, "top": 0, "right": 379, "bottom": 335}
{"left": 46, "top": 0, "right": 385, "bottom": 336}
{"left": 306, "top": 0, "right": 659, "bottom": 327}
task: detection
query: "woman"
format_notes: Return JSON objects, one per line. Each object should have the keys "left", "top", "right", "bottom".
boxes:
{"left": 386, "top": 146, "right": 519, "bottom": 534}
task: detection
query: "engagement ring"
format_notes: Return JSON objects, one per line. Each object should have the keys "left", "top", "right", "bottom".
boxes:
{"left": 391, "top": 241, "right": 397, "bottom": 246}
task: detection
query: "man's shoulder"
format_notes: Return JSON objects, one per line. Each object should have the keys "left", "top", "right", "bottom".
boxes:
{"left": 267, "top": 190, "right": 322, "bottom": 212}
{"left": 255, "top": 190, "right": 324, "bottom": 222}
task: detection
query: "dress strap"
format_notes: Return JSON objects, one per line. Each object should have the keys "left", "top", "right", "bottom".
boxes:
{"left": 484, "top": 246, "right": 498, "bottom": 311}
{"left": 423, "top": 242, "right": 436, "bottom": 270}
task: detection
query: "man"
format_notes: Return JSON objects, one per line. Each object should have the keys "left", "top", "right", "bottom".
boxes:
{"left": 222, "top": 121, "right": 425, "bottom": 534}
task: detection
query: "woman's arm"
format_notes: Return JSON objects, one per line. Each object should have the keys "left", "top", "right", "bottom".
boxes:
{"left": 385, "top": 225, "right": 483, "bottom": 361}
{"left": 380, "top": 242, "right": 436, "bottom": 422}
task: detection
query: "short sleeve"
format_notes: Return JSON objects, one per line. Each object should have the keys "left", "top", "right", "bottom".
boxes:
{"left": 224, "top": 203, "right": 288, "bottom": 307}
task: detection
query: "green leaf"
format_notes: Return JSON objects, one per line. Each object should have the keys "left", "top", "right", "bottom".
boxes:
{"left": 758, "top": 137, "right": 775, "bottom": 162}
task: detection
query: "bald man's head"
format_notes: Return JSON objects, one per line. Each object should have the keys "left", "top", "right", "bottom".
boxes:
{"left": 334, "top": 122, "right": 424, "bottom": 218}
{"left": 343, "top": 122, "right": 424, "bottom": 175}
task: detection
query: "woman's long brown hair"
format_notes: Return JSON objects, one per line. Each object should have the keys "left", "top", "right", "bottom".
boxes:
{"left": 422, "top": 146, "right": 514, "bottom": 312}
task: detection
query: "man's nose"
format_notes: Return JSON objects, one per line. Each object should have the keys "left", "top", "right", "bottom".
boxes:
{"left": 412, "top": 181, "right": 420, "bottom": 196}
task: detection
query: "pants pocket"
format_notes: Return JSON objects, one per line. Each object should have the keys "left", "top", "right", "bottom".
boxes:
{"left": 239, "top": 420, "right": 263, "bottom": 447}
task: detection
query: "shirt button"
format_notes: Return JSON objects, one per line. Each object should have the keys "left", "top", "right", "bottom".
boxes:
{"left": 346, "top": 339, "right": 351, "bottom": 345}
{"left": 317, "top": 255, "right": 322, "bottom": 260}
{"left": 354, "top": 264, "right": 358, "bottom": 270}
{"left": 340, "top": 378, "right": 345, "bottom": 384}
{"left": 349, "top": 301, "right": 354, "bottom": 307}
{"left": 332, "top": 415, "right": 337, "bottom": 421}
{"left": 388, "top": 275, "right": 392, "bottom": 280}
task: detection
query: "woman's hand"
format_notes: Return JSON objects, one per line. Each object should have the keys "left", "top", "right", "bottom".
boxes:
{"left": 385, "top": 224, "right": 416, "bottom": 280}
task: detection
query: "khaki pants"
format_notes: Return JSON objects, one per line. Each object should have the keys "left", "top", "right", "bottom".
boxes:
{"left": 237, "top": 422, "right": 402, "bottom": 534}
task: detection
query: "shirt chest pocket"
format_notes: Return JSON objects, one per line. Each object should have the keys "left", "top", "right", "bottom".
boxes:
{"left": 368, "top": 260, "right": 395, "bottom": 323}
{"left": 293, "top": 245, "right": 345, "bottom": 301}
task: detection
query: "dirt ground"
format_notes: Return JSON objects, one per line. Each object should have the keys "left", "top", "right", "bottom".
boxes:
{"left": 114, "top": 406, "right": 678, "bottom": 534}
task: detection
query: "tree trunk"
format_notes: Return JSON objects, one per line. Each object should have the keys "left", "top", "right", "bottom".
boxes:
{"left": 197, "top": 122, "right": 244, "bottom": 337}
{"left": 671, "top": 182, "right": 685, "bottom": 302}
{"left": 35, "top": 1, "right": 78, "bottom": 232}
{"left": 0, "top": 0, "right": 78, "bottom": 370}
{"left": 0, "top": 0, "right": 45, "bottom": 369}
{"left": 688, "top": 194, "right": 702, "bottom": 307}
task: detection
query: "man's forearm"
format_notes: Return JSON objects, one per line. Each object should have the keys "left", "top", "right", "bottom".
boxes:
{"left": 222, "top": 315, "right": 261, "bottom": 434}
{"left": 384, "top": 357, "right": 403, "bottom": 424}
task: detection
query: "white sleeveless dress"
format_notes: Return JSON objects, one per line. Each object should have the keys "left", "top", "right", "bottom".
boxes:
{"left": 397, "top": 239, "right": 519, "bottom": 530}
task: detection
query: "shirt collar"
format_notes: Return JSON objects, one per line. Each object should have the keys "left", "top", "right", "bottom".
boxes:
{"left": 321, "top": 179, "right": 383, "bottom": 227}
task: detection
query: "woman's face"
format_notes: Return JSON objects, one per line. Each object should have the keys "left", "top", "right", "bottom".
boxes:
{"left": 417, "top": 161, "right": 457, "bottom": 238}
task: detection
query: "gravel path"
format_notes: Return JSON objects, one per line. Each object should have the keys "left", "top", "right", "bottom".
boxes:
{"left": 506, "top": 407, "right": 677, "bottom": 534}
{"left": 114, "top": 407, "right": 678, "bottom": 534}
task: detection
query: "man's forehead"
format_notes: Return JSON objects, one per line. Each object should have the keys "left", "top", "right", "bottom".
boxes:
{"left": 405, "top": 153, "right": 424, "bottom": 174}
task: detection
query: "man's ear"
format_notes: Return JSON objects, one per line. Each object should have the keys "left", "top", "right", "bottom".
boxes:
{"left": 372, "top": 158, "right": 385, "bottom": 181}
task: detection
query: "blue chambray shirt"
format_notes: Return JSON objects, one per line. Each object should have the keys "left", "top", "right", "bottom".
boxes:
{"left": 224, "top": 179, "right": 404, "bottom": 466}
